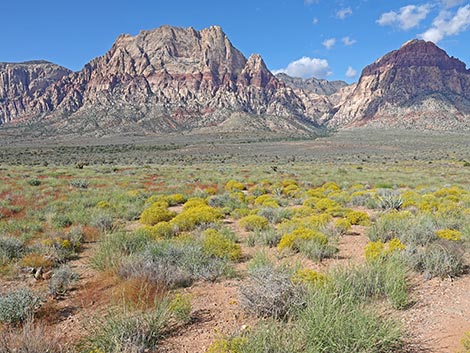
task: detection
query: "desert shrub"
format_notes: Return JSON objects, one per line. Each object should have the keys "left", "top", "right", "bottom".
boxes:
{"left": 183, "top": 197, "right": 207, "bottom": 210}
{"left": 405, "top": 241, "right": 464, "bottom": 278}
{"left": 461, "top": 332, "right": 470, "bottom": 353}
{"left": 306, "top": 213, "right": 332, "bottom": 229}
{"left": 332, "top": 256, "right": 409, "bottom": 309}
{"left": 82, "top": 299, "right": 172, "bottom": 353}
{"left": 91, "top": 212, "right": 114, "bottom": 232}
{"left": 230, "top": 207, "right": 250, "bottom": 219}
{"left": 364, "top": 238, "right": 406, "bottom": 261}
{"left": 140, "top": 206, "right": 176, "bottom": 226}
{"left": 253, "top": 229, "right": 282, "bottom": 247}
{"left": 254, "top": 195, "right": 279, "bottom": 208}
{"left": 26, "top": 178, "right": 41, "bottom": 187}
{"left": 367, "top": 210, "right": 413, "bottom": 242}
{"left": 239, "top": 264, "right": 305, "bottom": 320}
{"left": 292, "top": 268, "right": 328, "bottom": 287}
{"left": 435, "top": 229, "right": 462, "bottom": 241}
{"left": 207, "top": 337, "right": 248, "bottom": 353}
{"left": 0, "top": 321, "right": 63, "bottom": 353}
{"left": 376, "top": 189, "right": 403, "bottom": 210}
{"left": 208, "top": 193, "right": 242, "bottom": 211}
{"left": 70, "top": 179, "right": 89, "bottom": 189}
{"left": 0, "top": 236, "right": 26, "bottom": 264}
{"left": 224, "top": 180, "right": 245, "bottom": 192}
{"left": 202, "top": 229, "right": 241, "bottom": 261}
{"left": 298, "top": 287, "right": 404, "bottom": 353}
{"left": 170, "top": 205, "right": 223, "bottom": 232}
{"left": 277, "top": 227, "right": 328, "bottom": 252}
{"left": 51, "top": 213, "right": 73, "bottom": 229}
{"left": 92, "top": 231, "right": 152, "bottom": 271}
{"left": 19, "top": 253, "right": 53, "bottom": 269}
{"left": 0, "top": 287, "right": 41, "bottom": 324}
{"left": 239, "top": 215, "right": 269, "bottom": 231}
{"left": 257, "top": 207, "right": 292, "bottom": 224}
{"left": 334, "top": 218, "right": 352, "bottom": 235}
{"left": 314, "top": 198, "right": 341, "bottom": 213}
{"left": 119, "top": 240, "right": 231, "bottom": 287}
{"left": 140, "top": 222, "right": 175, "bottom": 239}
{"left": 166, "top": 193, "right": 186, "bottom": 206}
{"left": 96, "top": 200, "right": 111, "bottom": 209}
{"left": 346, "top": 210, "right": 371, "bottom": 226}
{"left": 297, "top": 239, "right": 339, "bottom": 261}
{"left": 49, "top": 265, "right": 79, "bottom": 298}
{"left": 169, "top": 293, "right": 192, "bottom": 323}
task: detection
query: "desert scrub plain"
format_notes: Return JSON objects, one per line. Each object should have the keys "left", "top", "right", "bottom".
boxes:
{"left": 1, "top": 130, "right": 470, "bottom": 352}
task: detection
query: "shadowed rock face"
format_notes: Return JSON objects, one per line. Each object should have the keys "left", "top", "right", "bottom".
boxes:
{"left": 0, "top": 61, "right": 72, "bottom": 123}
{"left": 0, "top": 26, "right": 324, "bottom": 135}
{"left": 275, "top": 73, "right": 347, "bottom": 96}
{"left": 329, "top": 40, "right": 470, "bottom": 130}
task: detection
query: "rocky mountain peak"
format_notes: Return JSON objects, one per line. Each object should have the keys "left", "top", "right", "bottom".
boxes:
{"left": 329, "top": 39, "right": 470, "bottom": 129}
{"left": 363, "top": 39, "right": 468, "bottom": 76}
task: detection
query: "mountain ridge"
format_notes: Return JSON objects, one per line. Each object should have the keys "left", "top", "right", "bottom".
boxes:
{"left": 1, "top": 26, "right": 470, "bottom": 136}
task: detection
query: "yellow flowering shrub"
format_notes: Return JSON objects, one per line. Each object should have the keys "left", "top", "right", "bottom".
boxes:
{"left": 206, "top": 336, "right": 248, "bottom": 353}
{"left": 306, "top": 214, "right": 332, "bottom": 229}
{"left": 435, "top": 229, "right": 462, "bottom": 241}
{"left": 202, "top": 229, "right": 242, "bottom": 261}
{"left": 334, "top": 218, "right": 352, "bottom": 234}
{"left": 170, "top": 205, "right": 223, "bottom": 231}
{"left": 139, "top": 206, "right": 176, "bottom": 226}
{"left": 278, "top": 227, "right": 328, "bottom": 251}
{"left": 283, "top": 184, "right": 301, "bottom": 197}
{"left": 314, "top": 198, "right": 340, "bottom": 213}
{"left": 224, "top": 180, "right": 245, "bottom": 191}
{"left": 183, "top": 198, "right": 207, "bottom": 210}
{"left": 141, "top": 222, "right": 174, "bottom": 238}
{"left": 346, "top": 210, "right": 371, "bottom": 226}
{"left": 293, "top": 206, "right": 314, "bottom": 217}
{"left": 166, "top": 193, "right": 186, "bottom": 206}
{"left": 96, "top": 200, "right": 111, "bottom": 209}
{"left": 254, "top": 195, "right": 279, "bottom": 208}
{"left": 239, "top": 215, "right": 269, "bottom": 231}
{"left": 365, "top": 238, "right": 406, "bottom": 261}
{"left": 282, "top": 179, "right": 297, "bottom": 187}
{"left": 292, "top": 268, "right": 328, "bottom": 286}
{"left": 321, "top": 182, "right": 341, "bottom": 192}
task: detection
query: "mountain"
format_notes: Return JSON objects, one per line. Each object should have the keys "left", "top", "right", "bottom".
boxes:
{"left": 2, "top": 29, "right": 470, "bottom": 137}
{"left": 275, "top": 73, "right": 347, "bottom": 96}
{"left": 0, "top": 61, "right": 71, "bottom": 124}
{"left": 328, "top": 40, "right": 470, "bottom": 129}
{"left": 0, "top": 26, "right": 323, "bottom": 136}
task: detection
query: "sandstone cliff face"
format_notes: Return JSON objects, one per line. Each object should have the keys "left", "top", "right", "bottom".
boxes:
{"left": 329, "top": 40, "right": 470, "bottom": 129}
{"left": 0, "top": 61, "right": 71, "bottom": 123}
{"left": 0, "top": 26, "right": 322, "bottom": 135}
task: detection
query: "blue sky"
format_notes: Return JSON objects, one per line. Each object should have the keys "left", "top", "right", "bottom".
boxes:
{"left": 1, "top": 0, "right": 469, "bottom": 82}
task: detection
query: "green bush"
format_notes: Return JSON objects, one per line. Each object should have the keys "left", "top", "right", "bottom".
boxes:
{"left": 0, "top": 287, "right": 41, "bottom": 324}
{"left": 49, "top": 265, "right": 79, "bottom": 298}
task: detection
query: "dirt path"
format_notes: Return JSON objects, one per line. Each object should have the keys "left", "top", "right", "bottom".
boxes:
{"left": 401, "top": 275, "right": 470, "bottom": 353}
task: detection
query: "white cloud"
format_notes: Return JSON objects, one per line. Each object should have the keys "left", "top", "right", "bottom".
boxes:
{"left": 441, "top": 0, "right": 465, "bottom": 8}
{"left": 336, "top": 7, "right": 353, "bottom": 19}
{"left": 342, "top": 36, "right": 357, "bottom": 46}
{"left": 419, "top": 5, "right": 470, "bottom": 42}
{"left": 312, "top": 17, "right": 319, "bottom": 25}
{"left": 304, "top": 0, "right": 319, "bottom": 4}
{"left": 322, "top": 37, "right": 336, "bottom": 49}
{"left": 345, "top": 66, "right": 358, "bottom": 78}
{"left": 273, "top": 57, "right": 332, "bottom": 79}
{"left": 377, "top": 4, "right": 431, "bottom": 30}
